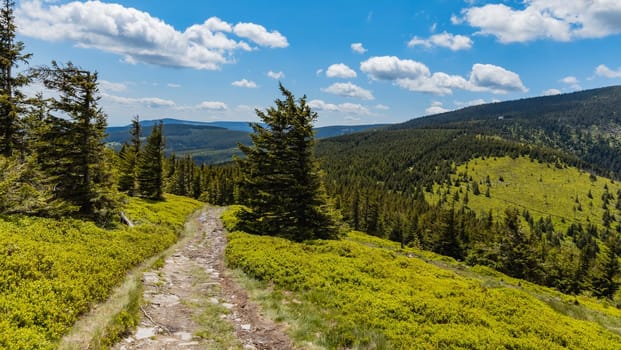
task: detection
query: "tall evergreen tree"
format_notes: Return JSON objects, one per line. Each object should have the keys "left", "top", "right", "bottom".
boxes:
{"left": 118, "top": 115, "right": 141, "bottom": 194}
{"left": 0, "top": 0, "right": 31, "bottom": 156}
{"left": 32, "top": 61, "right": 119, "bottom": 221}
{"left": 137, "top": 121, "right": 164, "bottom": 199}
{"left": 238, "top": 84, "right": 336, "bottom": 241}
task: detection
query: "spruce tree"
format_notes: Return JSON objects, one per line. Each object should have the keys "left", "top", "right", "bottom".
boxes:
{"left": 137, "top": 122, "right": 164, "bottom": 199}
{"left": 0, "top": 0, "right": 31, "bottom": 156}
{"left": 238, "top": 84, "right": 336, "bottom": 241}
{"left": 118, "top": 115, "right": 141, "bottom": 194}
{"left": 32, "top": 61, "right": 119, "bottom": 221}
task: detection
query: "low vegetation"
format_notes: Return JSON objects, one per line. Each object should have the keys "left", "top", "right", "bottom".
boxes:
{"left": 224, "top": 211, "right": 621, "bottom": 349}
{"left": 0, "top": 194, "right": 202, "bottom": 349}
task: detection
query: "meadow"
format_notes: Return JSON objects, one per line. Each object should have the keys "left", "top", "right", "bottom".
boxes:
{"left": 0, "top": 194, "right": 202, "bottom": 349}
{"left": 429, "top": 156, "right": 621, "bottom": 232}
{"left": 223, "top": 208, "right": 621, "bottom": 349}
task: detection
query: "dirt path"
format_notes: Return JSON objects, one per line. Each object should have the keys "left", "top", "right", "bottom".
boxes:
{"left": 114, "top": 206, "right": 293, "bottom": 350}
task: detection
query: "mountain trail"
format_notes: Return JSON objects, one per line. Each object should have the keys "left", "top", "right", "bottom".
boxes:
{"left": 113, "top": 206, "right": 293, "bottom": 350}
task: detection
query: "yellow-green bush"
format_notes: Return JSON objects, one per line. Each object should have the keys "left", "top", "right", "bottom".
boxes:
{"left": 0, "top": 194, "right": 202, "bottom": 349}
{"left": 226, "top": 229, "right": 621, "bottom": 349}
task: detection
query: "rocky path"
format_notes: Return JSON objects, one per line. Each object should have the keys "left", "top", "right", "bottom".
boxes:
{"left": 114, "top": 206, "right": 293, "bottom": 350}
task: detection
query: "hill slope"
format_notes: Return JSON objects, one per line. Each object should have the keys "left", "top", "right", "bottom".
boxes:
{"left": 224, "top": 208, "right": 621, "bottom": 349}
{"left": 396, "top": 85, "right": 621, "bottom": 176}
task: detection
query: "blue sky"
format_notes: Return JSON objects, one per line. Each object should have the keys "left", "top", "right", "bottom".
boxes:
{"left": 15, "top": 0, "right": 621, "bottom": 126}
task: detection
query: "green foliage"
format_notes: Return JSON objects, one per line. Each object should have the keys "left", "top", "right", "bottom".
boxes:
{"left": 117, "top": 116, "right": 141, "bottom": 194}
{"left": 0, "top": 194, "right": 202, "bottom": 349}
{"left": 0, "top": 0, "right": 31, "bottom": 157}
{"left": 237, "top": 84, "right": 336, "bottom": 241}
{"left": 226, "top": 228, "right": 621, "bottom": 349}
{"left": 136, "top": 121, "right": 164, "bottom": 200}
{"left": 31, "top": 61, "right": 120, "bottom": 223}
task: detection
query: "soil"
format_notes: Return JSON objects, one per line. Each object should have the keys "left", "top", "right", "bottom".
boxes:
{"left": 113, "top": 206, "right": 293, "bottom": 350}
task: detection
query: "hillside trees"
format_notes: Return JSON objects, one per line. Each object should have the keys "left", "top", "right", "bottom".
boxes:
{"left": 0, "top": 0, "right": 30, "bottom": 157}
{"left": 237, "top": 84, "right": 336, "bottom": 241}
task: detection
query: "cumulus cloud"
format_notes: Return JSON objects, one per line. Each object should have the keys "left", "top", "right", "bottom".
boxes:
{"left": 361, "top": 56, "right": 527, "bottom": 95}
{"left": 351, "top": 42, "right": 367, "bottom": 54}
{"left": 267, "top": 70, "right": 285, "bottom": 79}
{"left": 408, "top": 32, "right": 473, "bottom": 51}
{"left": 326, "top": 63, "right": 357, "bottom": 78}
{"left": 233, "top": 22, "right": 288, "bottom": 48}
{"left": 425, "top": 101, "right": 450, "bottom": 115}
{"left": 232, "top": 79, "right": 258, "bottom": 88}
{"left": 469, "top": 63, "right": 528, "bottom": 93}
{"left": 16, "top": 0, "right": 287, "bottom": 70}
{"left": 543, "top": 88, "right": 562, "bottom": 96}
{"left": 103, "top": 93, "right": 176, "bottom": 108}
{"left": 460, "top": 0, "right": 621, "bottom": 43}
{"left": 595, "top": 64, "right": 621, "bottom": 78}
{"left": 360, "top": 56, "right": 430, "bottom": 81}
{"left": 196, "top": 101, "right": 227, "bottom": 110}
{"left": 560, "top": 75, "right": 581, "bottom": 89}
{"left": 322, "top": 82, "right": 374, "bottom": 100}
{"left": 167, "top": 83, "right": 181, "bottom": 88}
{"left": 308, "top": 99, "right": 371, "bottom": 115}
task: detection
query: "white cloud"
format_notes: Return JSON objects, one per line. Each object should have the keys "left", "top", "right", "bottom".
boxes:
{"left": 560, "top": 76, "right": 579, "bottom": 85}
{"left": 360, "top": 56, "right": 430, "bottom": 80}
{"left": 233, "top": 22, "right": 288, "bottom": 48}
{"left": 232, "top": 79, "right": 258, "bottom": 88}
{"left": 560, "top": 75, "right": 581, "bottom": 89}
{"left": 102, "top": 93, "right": 176, "bottom": 108}
{"left": 361, "top": 56, "right": 527, "bottom": 95}
{"left": 326, "top": 63, "right": 357, "bottom": 78}
{"left": 99, "top": 80, "right": 127, "bottom": 92}
{"left": 374, "top": 104, "right": 390, "bottom": 110}
{"left": 308, "top": 99, "right": 371, "bottom": 115}
{"left": 16, "top": 1, "right": 287, "bottom": 70}
{"left": 468, "top": 63, "right": 528, "bottom": 94}
{"left": 595, "top": 64, "right": 621, "bottom": 78}
{"left": 196, "top": 101, "right": 227, "bottom": 110}
{"left": 351, "top": 42, "right": 367, "bottom": 54}
{"left": 408, "top": 32, "right": 473, "bottom": 51}
{"left": 322, "top": 82, "right": 374, "bottom": 100}
{"left": 267, "top": 70, "right": 285, "bottom": 79}
{"left": 316, "top": 69, "right": 324, "bottom": 76}
{"left": 425, "top": 101, "right": 450, "bottom": 115}
{"left": 543, "top": 88, "right": 562, "bottom": 96}
{"left": 460, "top": 0, "right": 621, "bottom": 43}
{"left": 167, "top": 83, "right": 181, "bottom": 88}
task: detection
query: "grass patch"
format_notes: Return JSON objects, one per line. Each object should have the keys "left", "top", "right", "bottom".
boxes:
{"left": 225, "top": 225, "right": 621, "bottom": 349}
{"left": 429, "top": 156, "right": 621, "bottom": 232}
{"left": 0, "top": 194, "right": 203, "bottom": 349}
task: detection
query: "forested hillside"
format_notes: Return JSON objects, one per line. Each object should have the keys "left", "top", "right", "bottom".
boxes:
{"left": 397, "top": 86, "right": 621, "bottom": 177}
{"left": 314, "top": 87, "right": 621, "bottom": 299}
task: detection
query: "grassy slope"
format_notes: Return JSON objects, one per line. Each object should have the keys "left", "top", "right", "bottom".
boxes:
{"left": 429, "top": 156, "right": 621, "bottom": 232}
{"left": 223, "top": 215, "right": 621, "bottom": 349}
{"left": 0, "top": 194, "right": 203, "bottom": 350}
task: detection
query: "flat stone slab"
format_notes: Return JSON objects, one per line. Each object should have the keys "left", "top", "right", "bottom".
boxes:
{"left": 135, "top": 326, "right": 157, "bottom": 340}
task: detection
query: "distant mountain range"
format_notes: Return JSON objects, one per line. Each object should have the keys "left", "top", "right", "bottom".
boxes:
{"left": 106, "top": 118, "right": 388, "bottom": 164}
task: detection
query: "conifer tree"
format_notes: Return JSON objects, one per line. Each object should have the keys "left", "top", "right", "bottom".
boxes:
{"left": 118, "top": 115, "right": 141, "bottom": 194}
{"left": 0, "top": 0, "right": 31, "bottom": 156}
{"left": 137, "top": 121, "right": 164, "bottom": 199}
{"left": 32, "top": 61, "right": 119, "bottom": 221}
{"left": 238, "top": 84, "right": 336, "bottom": 241}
